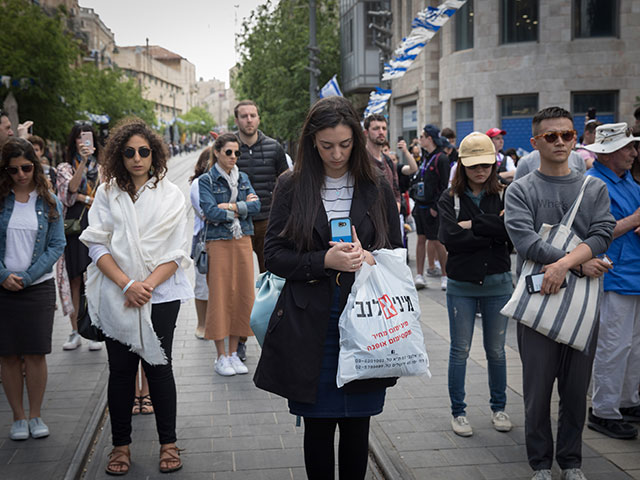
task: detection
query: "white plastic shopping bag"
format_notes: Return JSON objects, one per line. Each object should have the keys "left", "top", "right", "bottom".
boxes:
{"left": 336, "top": 248, "right": 430, "bottom": 388}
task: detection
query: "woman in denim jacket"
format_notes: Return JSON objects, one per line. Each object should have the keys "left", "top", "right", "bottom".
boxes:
{"left": 0, "top": 138, "right": 66, "bottom": 441}
{"left": 199, "top": 133, "right": 260, "bottom": 376}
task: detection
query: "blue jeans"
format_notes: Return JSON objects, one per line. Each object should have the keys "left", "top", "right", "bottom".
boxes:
{"left": 447, "top": 294, "right": 510, "bottom": 417}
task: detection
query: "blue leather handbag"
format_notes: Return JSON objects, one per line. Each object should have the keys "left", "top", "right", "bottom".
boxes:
{"left": 250, "top": 271, "right": 286, "bottom": 347}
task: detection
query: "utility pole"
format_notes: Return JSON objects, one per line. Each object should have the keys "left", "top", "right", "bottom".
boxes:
{"left": 307, "top": 0, "right": 320, "bottom": 106}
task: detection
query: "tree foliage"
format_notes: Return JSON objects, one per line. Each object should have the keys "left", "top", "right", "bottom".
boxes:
{"left": 73, "top": 65, "right": 157, "bottom": 127}
{"left": 0, "top": 0, "right": 79, "bottom": 141}
{"left": 0, "top": 0, "right": 157, "bottom": 141}
{"left": 234, "top": 0, "right": 340, "bottom": 143}
{"left": 178, "top": 106, "right": 216, "bottom": 136}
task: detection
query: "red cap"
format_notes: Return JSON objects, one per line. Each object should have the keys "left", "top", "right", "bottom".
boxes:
{"left": 485, "top": 128, "right": 506, "bottom": 138}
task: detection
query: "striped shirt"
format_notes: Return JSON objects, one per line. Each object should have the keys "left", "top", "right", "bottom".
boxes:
{"left": 321, "top": 172, "right": 354, "bottom": 221}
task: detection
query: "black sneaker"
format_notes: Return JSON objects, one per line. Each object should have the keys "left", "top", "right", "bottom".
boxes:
{"left": 588, "top": 408, "right": 638, "bottom": 439}
{"left": 619, "top": 405, "right": 640, "bottom": 422}
{"left": 236, "top": 342, "right": 247, "bottom": 362}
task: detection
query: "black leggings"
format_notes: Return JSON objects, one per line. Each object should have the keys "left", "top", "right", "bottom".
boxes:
{"left": 105, "top": 301, "right": 180, "bottom": 446}
{"left": 303, "top": 417, "right": 371, "bottom": 480}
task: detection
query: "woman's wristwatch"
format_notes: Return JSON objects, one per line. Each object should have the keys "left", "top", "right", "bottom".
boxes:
{"left": 84, "top": 195, "right": 91, "bottom": 205}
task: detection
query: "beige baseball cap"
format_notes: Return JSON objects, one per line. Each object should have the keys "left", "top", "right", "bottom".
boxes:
{"left": 458, "top": 132, "right": 496, "bottom": 167}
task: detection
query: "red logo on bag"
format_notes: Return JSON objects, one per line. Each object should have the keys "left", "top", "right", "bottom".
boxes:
{"left": 378, "top": 294, "right": 398, "bottom": 320}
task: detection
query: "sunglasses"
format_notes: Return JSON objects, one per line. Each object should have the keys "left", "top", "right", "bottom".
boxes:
{"left": 467, "top": 163, "right": 493, "bottom": 170}
{"left": 123, "top": 146, "right": 152, "bottom": 159}
{"left": 224, "top": 149, "right": 241, "bottom": 157}
{"left": 6, "top": 164, "right": 34, "bottom": 175}
{"left": 534, "top": 129, "right": 576, "bottom": 143}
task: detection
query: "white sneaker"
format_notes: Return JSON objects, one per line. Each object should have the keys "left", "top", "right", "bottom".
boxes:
{"left": 492, "top": 411, "right": 512, "bottom": 432}
{"left": 214, "top": 355, "right": 236, "bottom": 376}
{"left": 532, "top": 470, "right": 552, "bottom": 480}
{"left": 63, "top": 332, "right": 81, "bottom": 350}
{"left": 88, "top": 341, "right": 103, "bottom": 351}
{"left": 414, "top": 274, "right": 426, "bottom": 290}
{"left": 441, "top": 276, "right": 448, "bottom": 291}
{"left": 451, "top": 416, "right": 473, "bottom": 437}
{"left": 229, "top": 352, "right": 249, "bottom": 374}
{"left": 561, "top": 468, "right": 587, "bottom": 480}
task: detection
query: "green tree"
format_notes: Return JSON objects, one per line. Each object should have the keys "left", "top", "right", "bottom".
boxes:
{"left": 73, "top": 65, "right": 157, "bottom": 127}
{"left": 234, "top": 0, "right": 340, "bottom": 143}
{"left": 178, "top": 106, "right": 216, "bottom": 136}
{"left": 0, "top": 0, "right": 79, "bottom": 141}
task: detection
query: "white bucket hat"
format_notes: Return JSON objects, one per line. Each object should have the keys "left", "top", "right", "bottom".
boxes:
{"left": 584, "top": 122, "right": 640, "bottom": 154}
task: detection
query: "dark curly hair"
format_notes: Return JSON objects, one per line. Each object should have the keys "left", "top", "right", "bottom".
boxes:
{"left": 102, "top": 117, "right": 168, "bottom": 199}
{"left": 1, "top": 138, "right": 59, "bottom": 221}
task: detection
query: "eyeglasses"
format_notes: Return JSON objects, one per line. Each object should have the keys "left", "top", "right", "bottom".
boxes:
{"left": 6, "top": 164, "right": 34, "bottom": 175}
{"left": 123, "top": 146, "right": 152, "bottom": 159}
{"left": 534, "top": 130, "right": 576, "bottom": 143}
{"left": 224, "top": 149, "right": 241, "bottom": 157}
{"left": 467, "top": 163, "right": 493, "bottom": 170}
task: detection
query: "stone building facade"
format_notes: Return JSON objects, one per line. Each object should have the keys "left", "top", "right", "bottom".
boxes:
{"left": 195, "top": 78, "right": 236, "bottom": 128}
{"left": 382, "top": 0, "right": 640, "bottom": 151}
{"left": 113, "top": 46, "right": 196, "bottom": 123}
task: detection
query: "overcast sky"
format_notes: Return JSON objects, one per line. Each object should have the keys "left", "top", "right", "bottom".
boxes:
{"left": 79, "top": 0, "right": 269, "bottom": 87}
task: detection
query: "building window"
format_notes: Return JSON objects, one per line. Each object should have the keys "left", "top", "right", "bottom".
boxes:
{"left": 345, "top": 17, "right": 353, "bottom": 53}
{"left": 454, "top": 99, "right": 474, "bottom": 145}
{"left": 500, "top": 94, "right": 538, "bottom": 151}
{"left": 572, "top": 91, "right": 618, "bottom": 139}
{"left": 574, "top": 0, "right": 618, "bottom": 38}
{"left": 455, "top": 1, "right": 474, "bottom": 51}
{"left": 401, "top": 104, "right": 418, "bottom": 142}
{"left": 501, "top": 0, "right": 539, "bottom": 44}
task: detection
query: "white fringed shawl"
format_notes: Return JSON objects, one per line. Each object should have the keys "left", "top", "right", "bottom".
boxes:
{"left": 79, "top": 178, "right": 191, "bottom": 365}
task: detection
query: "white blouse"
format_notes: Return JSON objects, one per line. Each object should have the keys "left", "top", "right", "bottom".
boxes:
{"left": 4, "top": 190, "right": 53, "bottom": 285}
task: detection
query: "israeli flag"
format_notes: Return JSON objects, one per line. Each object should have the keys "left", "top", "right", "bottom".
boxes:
{"left": 318, "top": 75, "right": 343, "bottom": 98}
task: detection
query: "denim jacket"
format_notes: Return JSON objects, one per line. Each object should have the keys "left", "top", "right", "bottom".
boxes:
{"left": 0, "top": 192, "right": 66, "bottom": 287}
{"left": 199, "top": 167, "right": 261, "bottom": 241}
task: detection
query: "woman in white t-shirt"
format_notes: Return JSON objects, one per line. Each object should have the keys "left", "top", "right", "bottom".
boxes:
{"left": 0, "top": 138, "right": 66, "bottom": 441}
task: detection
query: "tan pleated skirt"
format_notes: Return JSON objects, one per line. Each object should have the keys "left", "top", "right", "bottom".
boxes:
{"left": 204, "top": 236, "right": 255, "bottom": 341}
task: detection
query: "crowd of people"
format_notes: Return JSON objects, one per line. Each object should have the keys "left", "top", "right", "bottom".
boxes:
{"left": 1, "top": 100, "right": 640, "bottom": 480}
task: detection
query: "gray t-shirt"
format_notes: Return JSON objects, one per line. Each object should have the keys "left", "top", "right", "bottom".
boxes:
{"left": 505, "top": 169, "right": 615, "bottom": 274}
{"left": 514, "top": 150, "right": 586, "bottom": 181}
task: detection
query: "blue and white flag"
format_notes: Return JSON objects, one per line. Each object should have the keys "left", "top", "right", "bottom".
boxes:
{"left": 382, "top": 0, "right": 467, "bottom": 81}
{"left": 363, "top": 88, "right": 392, "bottom": 118}
{"left": 318, "top": 75, "right": 343, "bottom": 98}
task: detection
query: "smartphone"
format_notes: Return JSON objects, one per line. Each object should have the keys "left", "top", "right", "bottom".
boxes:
{"left": 80, "top": 131, "right": 94, "bottom": 150}
{"left": 329, "top": 217, "right": 352, "bottom": 243}
{"left": 397, "top": 136, "right": 404, "bottom": 142}
{"left": 526, "top": 273, "right": 567, "bottom": 294}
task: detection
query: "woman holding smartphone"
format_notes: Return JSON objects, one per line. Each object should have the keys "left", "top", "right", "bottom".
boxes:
{"left": 80, "top": 118, "right": 193, "bottom": 475}
{"left": 437, "top": 132, "right": 513, "bottom": 438}
{"left": 0, "top": 138, "right": 65, "bottom": 440}
{"left": 57, "top": 124, "right": 102, "bottom": 351}
{"left": 198, "top": 133, "right": 260, "bottom": 376}
{"left": 254, "top": 97, "right": 402, "bottom": 479}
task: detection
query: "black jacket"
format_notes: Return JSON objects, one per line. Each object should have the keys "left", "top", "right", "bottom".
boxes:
{"left": 437, "top": 187, "right": 511, "bottom": 284}
{"left": 236, "top": 130, "right": 289, "bottom": 221}
{"left": 410, "top": 148, "right": 450, "bottom": 208}
{"left": 253, "top": 172, "right": 403, "bottom": 404}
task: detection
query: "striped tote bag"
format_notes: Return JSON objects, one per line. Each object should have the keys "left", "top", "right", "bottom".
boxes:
{"left": 501, "top": 176, "right": 602, "bottom": 351}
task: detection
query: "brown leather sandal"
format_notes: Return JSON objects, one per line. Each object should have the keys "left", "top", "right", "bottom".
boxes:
{"left": 159, "top": 444, "right": 183, "bottom": 473}
{"left": 105, "top": 446, "right": 131, "bottom": 476}
{"left": 140, "top": 394, "right": 154, "bottom": 415}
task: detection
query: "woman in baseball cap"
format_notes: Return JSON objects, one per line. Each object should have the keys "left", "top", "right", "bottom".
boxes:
{"left": 437, "top": 132, "right": 514, "bottom": 438}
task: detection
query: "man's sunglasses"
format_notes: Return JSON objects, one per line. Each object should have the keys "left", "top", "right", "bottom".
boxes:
{"left": 6, "top": 164, "right": 34, "bottom": 175}
{"left": 467, "top": 163, "right": 493, "bottom": 170}
{"left": 123, "top": 146, "right": 152, "bottom": 159}
{"left": 534, "top": 130, "right": 576, "bottom": 143}
{"left": 224, "top": 149, "right": 241, "bottom": 157}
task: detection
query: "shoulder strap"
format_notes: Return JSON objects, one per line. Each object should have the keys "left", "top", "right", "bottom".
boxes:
{"left": 563, "top": 176, "right": 592, "bottom": 228}
{"left": 453, "top": 193, "right": 460, "bottom": 220}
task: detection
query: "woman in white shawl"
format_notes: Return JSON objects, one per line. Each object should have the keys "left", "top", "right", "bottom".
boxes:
{"left": 79, "top": 119, "right": 193, "bottom": 475}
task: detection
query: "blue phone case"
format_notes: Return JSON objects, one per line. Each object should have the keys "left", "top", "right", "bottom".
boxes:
{"left": 330, "top": 217, "right": 352, "bottom": 242}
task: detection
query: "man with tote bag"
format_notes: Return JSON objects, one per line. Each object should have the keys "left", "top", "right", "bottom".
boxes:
{"left": 504, "top": 107, "right": 615, "bottom": 480}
